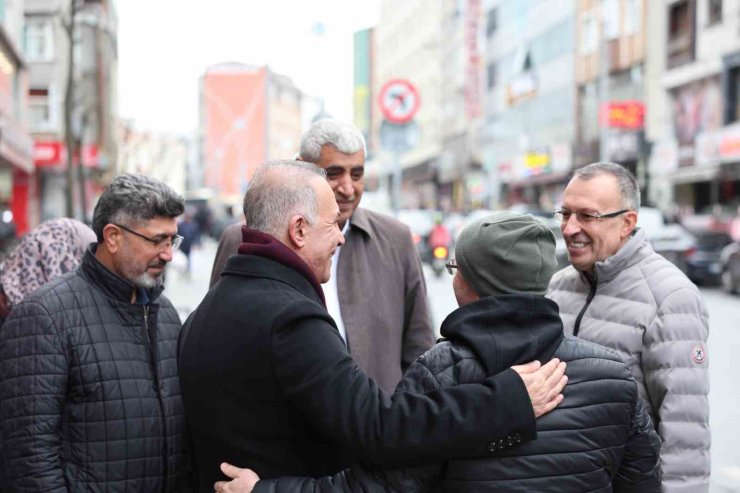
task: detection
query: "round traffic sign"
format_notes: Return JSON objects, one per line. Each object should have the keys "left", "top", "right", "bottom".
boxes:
{"left": 379, "top": 79, "right": 420, "bottom": 124}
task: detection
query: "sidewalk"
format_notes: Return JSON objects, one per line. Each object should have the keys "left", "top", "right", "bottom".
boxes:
{"left": 164, "top": 238, "right": 217, "bottom": 322}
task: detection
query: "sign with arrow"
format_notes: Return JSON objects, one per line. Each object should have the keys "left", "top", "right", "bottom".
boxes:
{"left": 378, "top": 79, "right": 420, "bottom": 124}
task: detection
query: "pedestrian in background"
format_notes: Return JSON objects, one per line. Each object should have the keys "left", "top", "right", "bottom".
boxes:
{"left": 178, "top": 208, "right": 201, "bottom": 275}
{"left": 548, "top": 162, "right": 710, "bottom": 492}
{"left": 0, "top": 174, "right": 188, "bottom": 491}
{"left": 214, "top": 212, "right": 660, "bottom": 493}
{"left": 211, "top": 119, "right": 434, "bottom": 393}
{"left": 0, "top": 218, "right": 96, "bottom": 321}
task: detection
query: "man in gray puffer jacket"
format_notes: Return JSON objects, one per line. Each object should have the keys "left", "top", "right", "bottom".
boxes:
{"left": 214, "top": 212, "right": 661, "bottom": 493}
{"left": 548, "top": 162, "right": 710, "bottom": 492}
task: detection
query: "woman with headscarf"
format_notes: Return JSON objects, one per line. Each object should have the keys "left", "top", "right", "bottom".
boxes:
{"left": 0, "top": 218, "right": 96, "bottom": 323}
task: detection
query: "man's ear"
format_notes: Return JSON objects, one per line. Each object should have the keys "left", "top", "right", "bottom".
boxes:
{"left": 621, "top": 210, "right": 639, "bottom": 239}
{"left": 101, "top": 224, "right": 122, "bottom": 254}
{"left": 287, "top": 214, "right": 308, "bottom": 249}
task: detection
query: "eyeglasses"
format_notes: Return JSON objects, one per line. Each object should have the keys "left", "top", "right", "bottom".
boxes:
{"left": 445, "top": 258, "right": 458, "bottom": 276}
{"left": 114, "top": 223, "right": 183, "bottom": 251}
{"left": 552, "top": 209, "right": 630, "bottom": 225}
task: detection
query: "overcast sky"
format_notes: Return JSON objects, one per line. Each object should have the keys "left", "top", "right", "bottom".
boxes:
{"left": 116, "top": 1, "right": 380, "bottom": 136}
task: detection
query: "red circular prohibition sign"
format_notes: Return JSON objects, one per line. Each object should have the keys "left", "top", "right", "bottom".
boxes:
{"left": 378, "top": 79, "right": 421, "bottom": 124}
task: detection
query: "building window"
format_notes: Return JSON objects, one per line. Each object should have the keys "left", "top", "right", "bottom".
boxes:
{"left": 580, "top": 12, "right": 598, "bottom": 54}
{"left": 28, "top": 88, "right": 53, "bottom": 130}
{"left": 24, "top": 20, "right": 54, "bottom": 62}
{"left": 667, "top": 0, "right": 696, "bottom": 69}
{"left": 624, "top": 0, "right": 642, "bottom": 35}
{"left": 728, "top": 66, "right": 740, "bottom": 122}
{"left": 603, "top": 0, "right": 621, "bottom": 39}
{"left": 486, "top": 8, "right": 497, "bottom": 37}
{"left": 707, "top": 0, "right": 722, "bottom": 26}
{"left": 487, "top": 62, "right": 497, "bottom": 90}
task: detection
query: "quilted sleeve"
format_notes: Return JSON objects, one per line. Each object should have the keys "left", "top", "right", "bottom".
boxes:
{"left": 613, "top": 396, "right": 661, "bottom": 492}
{"left": 253, "top": 462, "right": 441, "bottom": 493}
{"left": 395, "top": 356, "right": 442, "bottom": 394}
{"left": 271, "top": 311, "right": 536, "bottom": 467}
{"left": 643, "top": 286, "right": 710, "bottom": 492}
{"left": 0, "top": 301, "right": 69, "bottom": 492}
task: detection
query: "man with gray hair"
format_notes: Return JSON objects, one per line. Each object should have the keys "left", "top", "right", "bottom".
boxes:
{"left": 0, "top": 174, "right": 188, "bottom": 491}
{"left": 210, "top": 119, "right": 434, "bottom": 393}
{"left": 179, "top": 161, "right": 567, "bottom": 492}
{"left": 548, "top": 162, "right": 710, "bottom": 492}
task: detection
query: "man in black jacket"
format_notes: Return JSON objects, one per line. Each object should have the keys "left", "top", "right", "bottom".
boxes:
{"left": 216, "top": 212, "right": 661, "bottom": 493}
{"left": 0, "top": 174, "right": 188, "bottom": 492}
{"left": 178, "top": 161, "right": 568, "bottom": 492}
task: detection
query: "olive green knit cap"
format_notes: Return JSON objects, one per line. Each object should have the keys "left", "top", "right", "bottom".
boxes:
{"left": 455, "top": 212, "right": 558, "bottom": 297}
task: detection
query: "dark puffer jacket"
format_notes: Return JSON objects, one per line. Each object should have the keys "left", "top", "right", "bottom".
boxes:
{"left": 0, "top": 247, "right": 187, "bottom": 492}
{"left": 255, "top": 295, "right": 661, "bottom": 493}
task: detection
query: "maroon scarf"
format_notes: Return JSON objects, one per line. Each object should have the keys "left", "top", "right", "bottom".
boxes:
{"left": 237, "top": 226, "right": 326, "bottom": 306}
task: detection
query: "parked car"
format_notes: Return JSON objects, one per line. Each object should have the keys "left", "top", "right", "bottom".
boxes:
{"left": 647, "top": 224, "right": 695, "bottom": 272}
{"left": 654, "top": 227, "right": 731, "bottom": 285}
{"left": 506, "top": 203, "right": 552, "bottom": 219}
{"left": 684, "top": 230, "right": 733, "bottom": 285}
{"left": 453, "top": 209, "right": 497, "bottom": 239}
{"left": 720, "top": 241, "right": 740, "bottom": 294}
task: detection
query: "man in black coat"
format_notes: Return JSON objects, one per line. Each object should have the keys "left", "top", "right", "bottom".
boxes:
{"left": 178, "top": 161, "right": 568, "bottom": 492}
{"left": 216, "top": 212, "right": 661, "bottom": 493}
{"left": 0, "top": 174, "right": 188, "bottom": 492}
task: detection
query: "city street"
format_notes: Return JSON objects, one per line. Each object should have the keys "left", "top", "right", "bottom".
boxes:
{"left": 167, "top": 239, "right": 740, "bottom": 492}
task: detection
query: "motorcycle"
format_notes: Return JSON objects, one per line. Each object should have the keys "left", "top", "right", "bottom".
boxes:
{"left": 428, "top": 222, "right": 452, "bottom": 278}
{"left": 431, "top": 244, "right": 450, "bottom": 278}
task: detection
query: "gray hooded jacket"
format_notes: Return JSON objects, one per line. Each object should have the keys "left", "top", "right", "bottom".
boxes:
{"left": 548, "top": 227, "right": 710, "bottom": 492}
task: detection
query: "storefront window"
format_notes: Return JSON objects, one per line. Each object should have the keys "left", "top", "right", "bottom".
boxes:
{"left": 729, "top": 67, "right": 740, "bottom": 123}
{"left": 707, "top": 0, "right": 722, "bottom": 26}
{"left": 667, "top": 0, "right": 696, "bottom": 69}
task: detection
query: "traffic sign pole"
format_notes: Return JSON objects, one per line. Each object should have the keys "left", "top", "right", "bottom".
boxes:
{"left": 378, "top": 79, "right": 421, "bottom": 214}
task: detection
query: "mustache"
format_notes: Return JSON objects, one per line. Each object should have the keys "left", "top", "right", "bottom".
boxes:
{"left": 147, "top": 259, "right": 167, "bottom": 269}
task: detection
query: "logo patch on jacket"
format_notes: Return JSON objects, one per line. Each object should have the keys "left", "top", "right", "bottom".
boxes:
{"left": 691, "top": 345, "right": 707, "bottom": 364}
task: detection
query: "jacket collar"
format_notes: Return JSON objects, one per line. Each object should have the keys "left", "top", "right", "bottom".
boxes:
{"left": 236, "top": 226, "right": 326, "bottom": 306}
{"left": 440, "top": 294, "right": 564, "bottom": 375}
{"left": 347, "top": 207, "right": 373, "bottom": 240}
{"left": 79, "top": 244, "right": 164, "bottom": 304}
{"left": 589, "top": 227, "right": 652, "bottom": 284}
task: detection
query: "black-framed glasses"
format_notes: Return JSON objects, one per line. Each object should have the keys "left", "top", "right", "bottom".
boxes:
{"left": 445, "top": 258, "right": 458, "bottom": 276}
{"left": 114, "top": 223, "right": 183, "bottom": 251}
{"left": 552, "top": 209, "right": 630, "bottom": 225}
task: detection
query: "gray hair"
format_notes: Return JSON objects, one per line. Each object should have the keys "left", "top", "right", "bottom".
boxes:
{"left": 574, "top": 162, "right": 641, "bottom": 211}
{"left": 92, "top": 174, "right": 185, "bottom": 241}
{"left": 243, "top": 160, "right": 327, "bottom": 238}
{"left": 299, "top": 119, "right": 366, "bottom": 163}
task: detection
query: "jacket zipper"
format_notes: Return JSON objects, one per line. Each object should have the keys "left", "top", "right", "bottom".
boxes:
{"left": 143, "top": 305, "right": 169, "bottom": 487}
{"left": 573, "top": 276, "right": 597, "bottom": 337}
